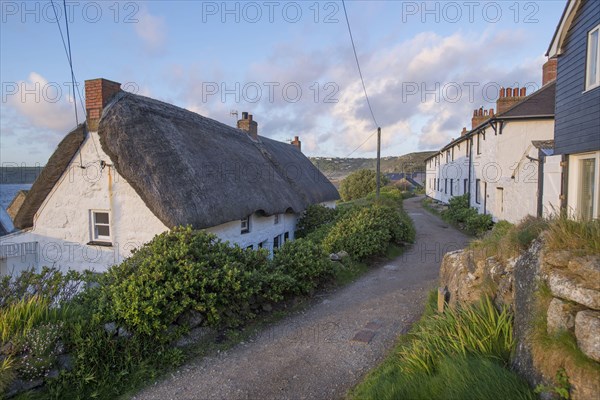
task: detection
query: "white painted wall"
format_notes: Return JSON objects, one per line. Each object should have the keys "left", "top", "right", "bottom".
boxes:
{"left": 0, "top": 130, "right": 316, "bottom": 276}
{"left": 470, "top": 120, "right": 554, "bottom": 223}
{"left": 425, "top": 138, "right": 470, "bottom": 203}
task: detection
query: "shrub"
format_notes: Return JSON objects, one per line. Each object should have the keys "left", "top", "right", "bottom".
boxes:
{"left": 101, "top": 226, "right": 269, "bottom": 339}
{"left": 295, "top": 204, "right": 337, "bottom": 238}
{"left": 339, "top": 169, "right": 390, "bottom": 201}
{"left": 323, "top": 205, "right": 414, "bottom": 260}
{"left": 269, "top": 238, "right": 334, "bottom": 296}
{"left": 465, "top": 213, "right": 494, "bottom": 236}
{"left": 441, "top": 194, "right": 493, "bottom": 235}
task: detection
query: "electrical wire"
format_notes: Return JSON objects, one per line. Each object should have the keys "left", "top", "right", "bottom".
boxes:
{"left": 341, "top": 0, "right": 379, "bottom": 129}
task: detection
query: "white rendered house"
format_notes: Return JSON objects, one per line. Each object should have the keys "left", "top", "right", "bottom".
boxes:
{"left": 0, "top": 79, "right": 339, "bottom": 276}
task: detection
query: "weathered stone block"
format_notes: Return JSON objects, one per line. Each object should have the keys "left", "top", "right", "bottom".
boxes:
{"left": 575, "top": 310, "right": 600, "bottom": 363}
{"left": 546, "top": 298, "right": 575, "bottom": 334}
{"left": 567, "top": 256, "right": 600, "bottom": 290}
{"left": 542, "top": 250, "right": 572, "bottom": 268}
{"left": 546, "top": 270, "right": 600, "bottom": 310}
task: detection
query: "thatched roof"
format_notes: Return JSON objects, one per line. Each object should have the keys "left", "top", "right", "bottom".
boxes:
{"left": 98, "top": 92, "right": 338, "bottom": 229}
{"left": 13, "top": 125, "right": 86, "bottom": 229}
{"left": 15, "top": 91, "right": 338, "bottom": 231}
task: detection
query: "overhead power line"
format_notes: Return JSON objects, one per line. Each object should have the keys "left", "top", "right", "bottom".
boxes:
{"left": 341, "top": 0, "right": 379, "bottom": 129}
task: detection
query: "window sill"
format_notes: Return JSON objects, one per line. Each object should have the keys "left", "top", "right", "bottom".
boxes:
{"left": 87, "top": 241, "right": 113, "bottom": 247}
{"left": 583, "top": 83, "right": 600, "bottom": 94}
{"left": 241, "top": 230, "right": 250, "bottom": 235}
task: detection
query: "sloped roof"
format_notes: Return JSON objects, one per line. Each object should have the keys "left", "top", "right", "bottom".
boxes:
{"left": 15, "top": 92, "right": 339, "bottom": 231}
{"left": 547, "top": 0, "right": 582, "bottom": 57}
{"left": 497, "top": 82, "right": 556, "bottom": 118}
{"left": 13, "top": 125, "right": 86, "bottom": 229}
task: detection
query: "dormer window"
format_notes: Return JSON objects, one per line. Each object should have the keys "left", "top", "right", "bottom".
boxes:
{"left": 241, "top": 216, "right": 250, "bottom": 234}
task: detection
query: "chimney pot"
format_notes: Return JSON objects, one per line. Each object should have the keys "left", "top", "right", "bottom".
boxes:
{"left": 520, "top": 88, "right": 527, "bottom": 97}
{"left": 291, "top": 136, "right": 302, "bottom": 151}
{"left": 237, "top": 111, "right": 258, "bottom": 140}
{"left": 500, "top": 87, "right": 505, "bottom": 98}
{"left": 506, "top": 88, "right": 513, "bottom": 97}
{"left": 85, "top": 78, "right": 121, "bottom": 131}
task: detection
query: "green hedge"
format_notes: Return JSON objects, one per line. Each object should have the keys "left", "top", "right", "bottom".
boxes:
{"left": 323, "top": 204, "right": 415, "bottom": 260}
{"left": 441, "top": 194, "right": 493, "bottom": 235}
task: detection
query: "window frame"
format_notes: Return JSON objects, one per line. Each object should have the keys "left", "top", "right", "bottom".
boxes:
{"left": 241, "top": 216, "right": 250, "bottom": 234}
{"left": 585, "top": 24, "right": 600, "bottom": 91}
{"left": 91, "top": 210, "right": 111, "bottom": 243}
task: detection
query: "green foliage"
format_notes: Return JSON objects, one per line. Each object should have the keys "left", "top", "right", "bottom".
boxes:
{"left": 0, "top": 266, "right": 88, "bottom": 308}
{"left": 399, "top": 296, "right": 514, "bottom": 375}
{"left": 101, "top": 226, "right": 269, "bottom": 339}
{"left": 323, "top": 205, "right": 414, "bottom": 260}
{"left": 350, "top": 354, "right": 535, "bottom": 400}
{"left": 441, "top": 194, "right": 493, "bottom": 235}
{"left": 0, "top": 356, "right": 16, "bottom": 394}
{"left": 535, "top": 368, "right": 571, "bottom": 399}
{"left": 545, "top": 215, "right": 600, "bottom": 255}
{"left": 0, "top": 295, "right": 64, "bottom": 346}
{"left": 295, "top": 204, "right": 337, "bottom": 239}
{"left": 17, "top": 322, "right": 64, "bottom": 381}
{"left": 339, "top": 169, "right": 390, "bottom": 201}
{"left": 270, "top": 238, "right": 334, "bottom": 296}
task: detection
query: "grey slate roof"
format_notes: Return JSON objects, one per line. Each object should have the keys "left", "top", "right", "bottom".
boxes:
{"left": 497, "top": 82, "right": 556, "bottom": 118}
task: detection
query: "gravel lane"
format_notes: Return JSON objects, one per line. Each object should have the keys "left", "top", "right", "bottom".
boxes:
{"left": 133, "top": 196, "right": 470, "bottom": 400}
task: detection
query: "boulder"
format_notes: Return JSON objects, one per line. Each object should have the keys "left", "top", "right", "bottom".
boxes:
{"left": 103, "top": 322, "right": 117, "bottom": 335}
{"left": 542, "top": 250, "right": 572, "bottom": 269}
{"left": 567, "top": 256, "right": 600, "bottom": 290}
{"left": 574, "top": 310, "right": 600, "bottom": 363}
{"left": 546, "top": 298, "right": 576, "bottom": 334}
{"left": 546, "top": 270, "right": 600, "bottom": 310}
{"left": 174, "top": 327, "right": 214, "bottom": 348}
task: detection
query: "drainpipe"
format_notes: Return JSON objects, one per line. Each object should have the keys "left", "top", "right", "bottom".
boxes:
{"left": 468, "top": 136, "right": 473, "bottom": 207}
{"left": 537, "top": 149, "right": 545, "bottom": 218}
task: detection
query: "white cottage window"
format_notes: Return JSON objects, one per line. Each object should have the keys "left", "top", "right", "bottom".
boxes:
{"left": 241, "top": 216, "right": 250, "bottom": 234}
{"left": 586, "top": 25, "right": 600, "bottom": 91}
{"left": 91, "top": 211, "right": 111, "bottom": 243}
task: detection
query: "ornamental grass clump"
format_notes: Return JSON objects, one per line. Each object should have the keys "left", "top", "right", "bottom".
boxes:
{"left": 399, "top": 296, "right": 514, "bottom": 375}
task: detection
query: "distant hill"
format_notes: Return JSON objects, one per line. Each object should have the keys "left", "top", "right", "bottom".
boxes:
{"left": 1, "top": 166, "right": 43, "bottom": 184}
{"left": 310, "top": 151, "right": 436, "bottom": 184}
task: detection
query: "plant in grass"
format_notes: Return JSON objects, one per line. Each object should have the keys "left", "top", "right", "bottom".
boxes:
{"left": 535, "top": 368, "right": 571, "bottom": 399}
{"left": 17, "top": 322, "right": 64, "bottom": 381}
{"left": 545, "top": 216, "right": 600, "bottom": 255}
{"left": 0, "top": 356, "right": 16, "bottom": 394}
{"left": 295, "top": 204, "right": 337, "bottom": 239}
{"left": 398, "top": 296, "right": 514, "bottom": 374}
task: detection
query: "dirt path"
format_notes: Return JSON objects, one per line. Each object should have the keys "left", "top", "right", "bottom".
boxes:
{"left": 133, "top": 196, "right": 470, "bottom": 400}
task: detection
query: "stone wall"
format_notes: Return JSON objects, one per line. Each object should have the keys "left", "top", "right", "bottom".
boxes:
{"left": 439, "top": 240, "right": 600, "bottom": 400}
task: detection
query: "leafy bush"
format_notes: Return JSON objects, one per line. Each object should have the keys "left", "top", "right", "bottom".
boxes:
{"left": 323, "top": 205, "right": 414, "bottom": 260}
{"left": 339, "top": 169, "right": 390, "bottom": 201}
{"left": 295, "top": 204, "right": 337, "bottom": 238}
{"left": 101, "top": 227, "right": 269, "bottom": 340}
{"left": 270, "top": 238, "right": 334, "bottom": 296}
{"left": 441, "top": 194, "right": 493, "bottom": 235}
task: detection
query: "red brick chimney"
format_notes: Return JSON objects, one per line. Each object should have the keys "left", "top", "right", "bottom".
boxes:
{"left": 496, "top": 86, "right": 527, "bottom": 114}
{"left": 237, "top": 112, "right": 258, "bottom": 140}
{"left": 291, "top": 136, "right": 301, "bottom": 151}
{"left": 471, "top": 107, "right": 494, "bottom": 130}
{"left": 85, "top": 78, "right": 121, "bottom": 131}
{"left": 542, "top": 58, "right": 558, "bottom": 86}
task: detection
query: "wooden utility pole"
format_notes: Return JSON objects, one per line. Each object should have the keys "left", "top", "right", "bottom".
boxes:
{"left": 376, "top": 127, "right": 381, "bottom": 200}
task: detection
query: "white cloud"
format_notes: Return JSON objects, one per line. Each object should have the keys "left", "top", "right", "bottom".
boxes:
{"left": 134, "top": 8, "right": 167, "bottom": 54}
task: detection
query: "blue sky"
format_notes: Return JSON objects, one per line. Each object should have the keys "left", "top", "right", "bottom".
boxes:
{"left": 1, "top": 0, "right": 566, "bottom": 165}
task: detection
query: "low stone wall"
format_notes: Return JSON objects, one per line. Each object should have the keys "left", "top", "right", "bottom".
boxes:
{"left": 439, "top": 240, "right": 600, "bottom": 400}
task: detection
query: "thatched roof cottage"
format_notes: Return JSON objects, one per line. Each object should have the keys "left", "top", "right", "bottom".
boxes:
{"left": 0, "top": 79, "right": 338, "bottom": 275}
